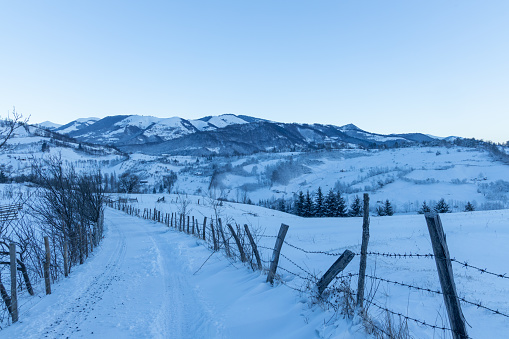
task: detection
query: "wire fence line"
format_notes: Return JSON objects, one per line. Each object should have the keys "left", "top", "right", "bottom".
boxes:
{"left": 115, "top": 201, "right": 508, "bottom": 338}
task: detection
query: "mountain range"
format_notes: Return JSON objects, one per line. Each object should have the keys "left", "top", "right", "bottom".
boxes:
{"left": 39, "top": 114, "right": 447, "bottom": 156}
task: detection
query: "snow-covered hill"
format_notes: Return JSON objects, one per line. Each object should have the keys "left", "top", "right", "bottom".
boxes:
{"left": 59, "top": 114, "right": 264, "bottom": 148}
{"left": 47, "top": 114, "right": 447, "bottom": 154}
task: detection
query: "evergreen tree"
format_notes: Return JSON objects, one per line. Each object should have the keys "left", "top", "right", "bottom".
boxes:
{"left": 417, "top": 201, "right": 431, "bottom": 214}
{"left": 324, "top": 189, "right": 337, "bottom": 217}
{"left": 303, "top": 190, "right": 314, "bottom": 217}
{"left": 278, "top": 199, "right": 286, "bottom": 212}
{"left": 336, "top": 191, "right": 348, "bottom": 217}
{"left": 314, "top": 187, "right": 324, "bottom": 217}
{"left": 376, "top": 204, "right": 386, "bottom": 216}
{"left": 349, "top": 195, "right": 363, "bottom": 217}
{"left": 434, "top": 198, "right": 451, "bottom": 213}
{"left": 464, "top": 201, "right": 475, "bottom": 212}
{"left": 384, "top": 199, "right": 394, "bottom": 216}
{"left": 294, "top": 191, "right": 305, "bottom": 216}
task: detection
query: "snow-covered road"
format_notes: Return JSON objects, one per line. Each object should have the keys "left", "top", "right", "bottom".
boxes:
{"left": 2, "top": 208, "right": 352, "bottom": 339}
{"left": 1, "top": 208, "right": 220, "bottom": 338}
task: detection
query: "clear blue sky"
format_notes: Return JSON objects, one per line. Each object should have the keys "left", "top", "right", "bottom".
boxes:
{"left": 1, "top": 1, "right": 508, "bottom": 142}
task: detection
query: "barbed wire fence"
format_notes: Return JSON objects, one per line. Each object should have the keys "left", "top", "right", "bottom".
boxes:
{"left": 113, "top": 196, "right": 508, "bottom": 339}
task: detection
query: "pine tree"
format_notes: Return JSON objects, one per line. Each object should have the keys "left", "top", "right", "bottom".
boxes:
{"left": 336, "top": 191, "right": 348, "bottom": 217}
{"left": 349, "top": 195, "right": 363, "bottom": 217}
{"left": 314, "top": 187, "right": 324, "bottom": 217}
{"left": 384, "top": 199, "right": 394, "bottom": 216}
{"left": 464, "top": 201, "right": 475, "bottom": 212}
{"left": 303, "top": 190, "right": 314, "bottom": 217}
{"left": 278, "top": 199, "right": 286, "bottom": 212}
{"left": 324, "top": 189, "right": 337, "bottom": 217}
{"left": 417, "top": 201, "right": 431, "bottom": 214}
{"left": 434, "top": 198, "right": 451, "bottom": 213}
{"left": 295, "top": 191, "right": 305, "bottom": 216}
{"left": 376, "top": 204, "right": 386, "bottom": 216}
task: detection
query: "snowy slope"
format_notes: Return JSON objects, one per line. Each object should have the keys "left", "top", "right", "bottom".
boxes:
{"left": 55, "top": 117, "right": 100, "bottom": 134}
{"left": 0, "top": 208, "right": 365, "bottom": 339}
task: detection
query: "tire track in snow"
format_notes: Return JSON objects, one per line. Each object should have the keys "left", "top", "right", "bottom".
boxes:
{"left": 147, "top": 231, "right": 219, "bottom": 338}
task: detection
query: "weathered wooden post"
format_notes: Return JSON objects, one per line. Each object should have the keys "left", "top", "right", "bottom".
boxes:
{"left": 210, "top": 219, "right": 218, "bottom": 250}
{"left": 10, "top": 243, "right": 18, "bottom": 322}
{"left": 187, "top": 215, "right": 190, "bottom": 233}
{"left": 244, "top": 224, "right": 262, "bottom": 270}
{"left": 192, "top": 216, "right": 195, "bottom": 235}
{"left": 17, "top": 260, "right": 34, "bottom": 296}
{"left": 317, "top": 250, "right": 355, "bottom": 296}
{"left": 64, "top": 241, "right": 69, "bottom": 277}
{"left": 44, "top": 236, "right": 52, "bottom": 295}
{"left": 218, "top": 219, "right": 230, "bottom": 256}
{"left": 79, "top": 223, "right": 84, "bottom": 265}
{"left": 356, "top": 193, "right": 370, "bottom": 309}
{"left": 425, "top": 212, "right": 468, "bottom": 339}
{"left": 203, "top": 217, "right": 207, "bottom": 240}
{"left": 227, "top": 224, "right": 247, "bottom": 262}
{"left": 267, "top": 223, "right": 290, "bottom": 285}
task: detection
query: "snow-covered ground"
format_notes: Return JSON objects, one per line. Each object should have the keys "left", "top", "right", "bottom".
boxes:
{"left": 1, "top": 192, "right": 508, "bottom": 338}
{"left": 0, "top": 208, "right": 365, "bottom": 339}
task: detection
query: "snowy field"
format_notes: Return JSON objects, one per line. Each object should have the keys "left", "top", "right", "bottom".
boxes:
{"left": 4, "top": 193, "right": 507, "bottom": 338}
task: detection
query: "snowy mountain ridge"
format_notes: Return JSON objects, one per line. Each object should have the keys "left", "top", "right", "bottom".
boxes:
{"left": 43, "top": 114, "right": 441, "bottom": 155}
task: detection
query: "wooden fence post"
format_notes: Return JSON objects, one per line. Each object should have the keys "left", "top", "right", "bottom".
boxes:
{"left": 64, "top": 241, "right": 69, "bottom": 277}
{"left": 244, "top": 224, "right": 262, "bottom": 270}
{"left": 425, "top": 212, "right": 468, "bottom": 339}
{"left": 192, "top": 216, "right": 195, "bottom": 235}
{"left": 356, "top": 193, "right": 370, "bottom": 309}
{"left": 203, "top": 217, "right": 207, "bottom": 240}
{"left": 218, "top": 219, "right": 230, "bottom": 256}
{"left": 267, "top": 223, "right": 290, "bottom": 285}
{"left": 187, "top": 216, "right": 190, "bottom": 234}
{"left": 210, "top": 219, "right": 218, "bottom": 251}
{"left": 44, "top": 236, "right": 52, "bottom": 295}
{"left": 17, "top": 260, "right": 34, "bottom": 296}
{"left": 10, "top": 243, "right": 18, "bottom": 323}
{"left": 79, "top": 223, "right": 84, "bottom": 265}
{"left": 227, "top": 224, "right": 247, "bottom": 262}
{"left": 317, "top": 250, "right": 355, "bottom": 296}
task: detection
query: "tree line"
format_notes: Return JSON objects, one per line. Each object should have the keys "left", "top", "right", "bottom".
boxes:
{"left": 258, "top": 187, "right": 394, "bottom": 218}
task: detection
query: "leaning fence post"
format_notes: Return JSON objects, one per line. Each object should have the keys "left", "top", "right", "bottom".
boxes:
{"left": 267, "top": 223, "right": 290, "bottom": 285}
{"left": 10, "top": 243, "right": 18, "bottom": 323}
{"left": 227, "top": 224, "right": 247, "bottom": 262}
{"left": 203, "top": 217, "right": 207, "bottom": 240}
{"left": 244, "top": 224, "right": 262, "bottom": 270}
{"left": 210, "top": 219, "right": 218, "bottom": 250}
{"left": 356, "top": 193, "right": 370, "bottom": 309}
{"left": 317, "top": 250, "right": 355, "bottom": 296}
{"left": 44, "top": 236, "right": 52, "bottom": 295}
{"left": 425, "top": 212, "right": 468, "bottom": 339}
{"left": 218, "top": 218, "right": 230, "bottom": 256}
